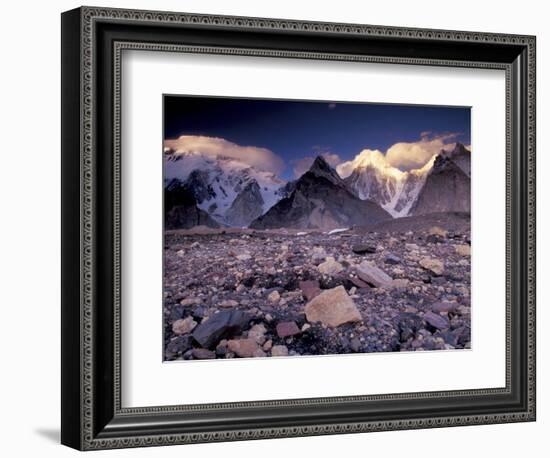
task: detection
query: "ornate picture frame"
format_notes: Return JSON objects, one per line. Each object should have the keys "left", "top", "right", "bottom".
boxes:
{"left": 61, "top": 6, "right": 536, "bottom": 450}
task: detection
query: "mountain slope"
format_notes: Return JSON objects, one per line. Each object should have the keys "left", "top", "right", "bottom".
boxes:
{"left": 340, "top": 149, "right": 434, "bottom": 217}
{"left": 225, "top": 180, "right": 265, "bottom": 227}
{"left": 410, "top": 144, "right": 471, "bottom": 215}
{"left": 164, "top": 180, "right": 219, "bottom": 229}
{"left": 250, "top": 156, "right": 391, "bottom": 230}
{"left": 164, "top": 150, "right": 286, "bottom": 225}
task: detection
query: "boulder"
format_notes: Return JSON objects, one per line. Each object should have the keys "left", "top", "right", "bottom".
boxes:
{"left": 248, "top": 323, "right": 267, "bottom": 345}
{"left": 352, "top": 244, "right": 376, "bottom": 254}
{"left": 305, "top": 285, "right": 362, "bottom": 327}
{"left": 299, "top": 280, "right": 321, "bottom": 301}
{"left": 172, "top": 316, "right": 197, "bottom": 335}
{"left": 227, "top": 338, "right": 265, "bottom": 358}
{"left": 419, "top": 257, "right": 445, "bottom": 276}
{"left": 356, "top": 261, "right": 393, "bottom": 287}
{"left": 318, "top": 257, "right": 344, "bottom": 275}
{"left": 191, "top": 348, "right": 216, "bottom": 360}
{"left": 192, "top": 310, "right": 251, "bottom": 349}
{"left": 276, "top": 321, "right": 301, "bottom": 338}
{"left": 423, "top": 311, "right": 450, "bottom": 330}
{"left": 454, "top": 244, "right": 471, "bottom": 256}
{"left": 271, "top": 345, "right": 289, "bottom": 357}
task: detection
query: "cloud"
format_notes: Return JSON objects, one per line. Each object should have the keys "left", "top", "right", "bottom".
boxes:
{"left": 336, "top": 149, "right": 398, "bottom": 179}
{"left": 384, "top": 133, "right": 459, "bottom": 171}
{"left": 292, "top": 152, "right": 342, "bottom": 178}
{"left": 164, "top": 135, "right": 285, "bottom": 175}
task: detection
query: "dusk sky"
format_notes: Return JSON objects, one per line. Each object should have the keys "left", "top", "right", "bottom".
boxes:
{"left": 164, "top": 95, "right": 471, "bottom": 180}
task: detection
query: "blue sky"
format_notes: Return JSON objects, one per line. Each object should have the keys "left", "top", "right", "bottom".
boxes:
{"left": 164, "top": 95, "right": 471, "bottom": 180}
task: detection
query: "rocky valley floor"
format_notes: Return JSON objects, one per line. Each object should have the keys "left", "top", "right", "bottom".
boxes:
{"left": 163, "top": 213, "right": 471, "bottom": 361}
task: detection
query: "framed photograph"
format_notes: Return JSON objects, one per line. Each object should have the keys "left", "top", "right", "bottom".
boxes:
{"left": 61, "top": 6, "right": 536, "bottom": 450}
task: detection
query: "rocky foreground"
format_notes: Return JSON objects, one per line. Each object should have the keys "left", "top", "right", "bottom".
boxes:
{"left": 163, "top": 216, "right": 471, "bottom": 361}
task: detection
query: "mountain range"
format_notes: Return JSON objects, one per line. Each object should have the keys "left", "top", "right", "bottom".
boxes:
{"left": 164, "top": 143, "right": 471, "bottom": 230}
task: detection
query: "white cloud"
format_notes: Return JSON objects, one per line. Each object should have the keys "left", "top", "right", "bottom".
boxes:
{"left": 292, "top": 152, "right": 342, "bottom": 178}
{"left": 164, "top": 135, "right": 285, "bottom": 174}
{"left": 336, "top": 133, "right": 464, "bottom": 177}
{"left": 385, "top": 133, "right": 459, "bottom": 171}
{"left": 336, "top": 149, "right": 403, "bottom": 179}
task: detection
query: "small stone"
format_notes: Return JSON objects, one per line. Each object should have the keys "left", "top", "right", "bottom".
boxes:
{"left": 356, "top": 261, "right": 393, "bottom": 287}
{"left": 405, "top": 243, "right": 419, "bottom": 251}
{"left": 267, "top": 290, "right": 281, "bottom": 302}
{"left": 179, "top": 297, "right": 201, "bottom": 306}
{"left": 236, "top": 253, "right": 252, "bottom": 261}
{"left": 352, "top": 244, "right": 376, "bottom": 254}
{"left": 301, "top": 323, "right": 311, "bottom": 332}
{"left": 248, "top": 323, "right": 267, "bottom": 345}
{"left": 271, "top": 345, "right": 289, "bottom": 357}
{"left": 384, "top": 253, "right": 402, "bottom": 265}
{"left": 423, "top": 311, "right": 450, "bottom": 330}
{"left": 299, "top": 280, "right": 321, "bottom": 301}
{"left": 429, "top": 226, "right": 448, "bottom": 237}
{"left": 454, "top": 244, "right": 471, "bottom": 256}
{"left": 276, "top": 321, "right": 301, "bottom": 338}
{"left": 318, "top": 257, "right": 344, "bottom": 275}
{"left": 419, "top": 257, "right": 445, "bottom": 276}
{"left": 390, "top": 278, "right": 409, "bottom": 289}
{"left": 311, "top": 246, "right": 327, "bottom": 261}
{"left": 191, "top": 348, "right": 216, "bottom": 359}
{"left": 351, "top": 277, "right": 370, "bottom": 289}
{"left": 263, "top": 339, "right": 273, "bottom": 351}
{"left": 218, "top": 299, "right": 239, "bottom": 308}
{"left": 350, "top": 337, "right": 362, "bottom": 352}
{"left": 190, "top": 241, "right": 200, "bottom": 248}
{"left": 227, "top": 338, "right": 264, "bottom": 358}
{"left": 172, "top": 316, "right": 197, "bottom": 335}
{"left": 165, "top": 335, "right": 193, "bottom": 357}
{"left": 305, "top": 285, "right": 362, "bottom": 327}
{"left": 431, "top": 301, "right": 457, "bottom": 314}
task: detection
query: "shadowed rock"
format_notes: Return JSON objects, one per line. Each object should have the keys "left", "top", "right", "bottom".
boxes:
{"left": 192, "top": 310, "right": 251, "bottom": 349}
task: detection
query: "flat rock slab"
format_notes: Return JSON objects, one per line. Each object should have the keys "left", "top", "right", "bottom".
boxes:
{"left": 423, "top": 311, "right": 450, "bottom": 330}
{"left": 192, "top": 310, "right": 251, "bottom": 349}
{"left": 356, "top": 261, "right": 393, "bottom": 287}
{"left": 305, "top": 285, "right": 362, "bottom": 327}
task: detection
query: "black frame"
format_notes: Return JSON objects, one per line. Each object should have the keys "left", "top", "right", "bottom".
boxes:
{"left": 61, "top": 6, "right": 536, "bottom": 450}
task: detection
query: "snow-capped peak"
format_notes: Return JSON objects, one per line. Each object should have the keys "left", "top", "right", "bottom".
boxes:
{"left": 164, "top": 150, "right": 286, "bottom": 226}
{"left": 337, "top": 149, "right": 405, "bottom": 181}
{"left": 338, "top": 149, "right": 436, "bottom": 218}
